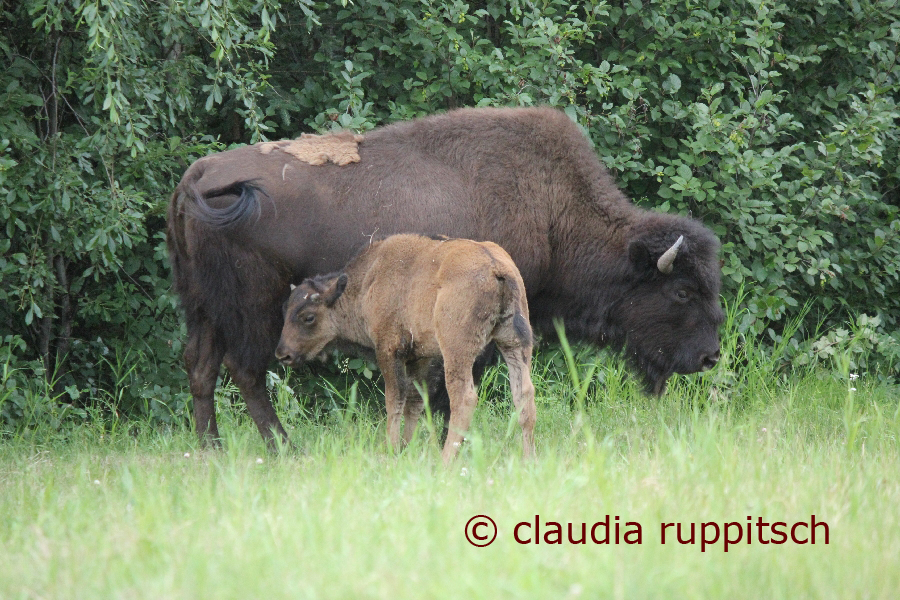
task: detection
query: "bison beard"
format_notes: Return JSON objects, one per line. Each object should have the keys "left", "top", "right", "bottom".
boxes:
{"left": 167, "top": 106, "right": 724, "bottom": 446}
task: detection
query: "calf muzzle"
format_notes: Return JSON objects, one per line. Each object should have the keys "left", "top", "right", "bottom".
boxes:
{"left": 275, "top": 344, "right": 296, "bottom": 366}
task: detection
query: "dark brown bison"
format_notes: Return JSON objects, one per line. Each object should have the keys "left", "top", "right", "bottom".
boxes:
{"left": 167, "top": 106, "right": 723, "bottom": 445}
{"left": 275, "top": 233, "right": 536, "bottom": 462}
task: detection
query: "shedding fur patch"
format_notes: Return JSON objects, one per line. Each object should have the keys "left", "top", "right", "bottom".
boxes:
{"left": 256, "top": 132, "right": 364, "bottom": 166}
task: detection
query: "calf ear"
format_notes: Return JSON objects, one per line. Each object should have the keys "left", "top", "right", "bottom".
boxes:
{"left": 325, "top": 273, "right": 349, "bottom": 307}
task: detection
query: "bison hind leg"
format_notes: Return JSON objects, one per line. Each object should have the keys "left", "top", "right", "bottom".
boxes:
{"left": 184, "top": 319, "right": 226, "bottom": 446}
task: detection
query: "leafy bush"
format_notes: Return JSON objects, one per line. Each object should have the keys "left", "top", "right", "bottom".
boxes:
{"left": 0, "top": 0, "right": 288, "bottom": 426}
{"left": 1, "top": 0, "right": 898, "bottom": 430}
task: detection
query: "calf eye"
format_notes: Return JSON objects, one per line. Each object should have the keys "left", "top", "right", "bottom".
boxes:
{"left": 676, "top": 289, "right": 689, "bottom": 301}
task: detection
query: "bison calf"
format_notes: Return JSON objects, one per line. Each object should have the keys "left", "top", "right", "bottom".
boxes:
{"left": 275, "top": 234, "right": 536, "bottom": 463}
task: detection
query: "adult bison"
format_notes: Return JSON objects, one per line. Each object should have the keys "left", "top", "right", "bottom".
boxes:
{"left": 167, "top": 106, "right": 724, "bottom": 445}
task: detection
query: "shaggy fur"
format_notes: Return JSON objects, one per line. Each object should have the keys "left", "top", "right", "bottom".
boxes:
{"left": 167, "top": 106, "right": 723, "bottom": 445}
{"left": 276, "top": 234, "right": 536, "bottom": 462}
{"left": 256, "top": 132, "right": 364, "bottom": 166}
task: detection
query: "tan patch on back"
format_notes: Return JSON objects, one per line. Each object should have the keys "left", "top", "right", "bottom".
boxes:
{"left": 256, "top": 132, "right": 364, "bottom": 166}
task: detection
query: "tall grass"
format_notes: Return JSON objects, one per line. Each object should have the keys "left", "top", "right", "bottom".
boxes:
{"left": 0, "top": 308, "right": 898, "bottom": 598}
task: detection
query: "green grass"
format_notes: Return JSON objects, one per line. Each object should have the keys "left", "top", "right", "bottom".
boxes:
{"left": 1, "top": 359, "right": 899, "bottom": 599}
{"left": 1, "top": 306, "right": 899, "bottom": 598}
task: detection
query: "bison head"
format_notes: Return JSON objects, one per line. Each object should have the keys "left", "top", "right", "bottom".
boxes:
{"left": 275, "top": 273, "right": 348, "bottom": 367}
{"left": 608, "top": 217, "right": 724, "bottom": 395}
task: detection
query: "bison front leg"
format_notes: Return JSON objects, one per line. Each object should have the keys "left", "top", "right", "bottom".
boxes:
{"left": 184, "top": 320, "right": 225, "bottom": 446}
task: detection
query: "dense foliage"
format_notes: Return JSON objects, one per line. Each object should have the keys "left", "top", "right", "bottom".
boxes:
{"left": 1, "top": 0, "right": 898, "bottom": 430}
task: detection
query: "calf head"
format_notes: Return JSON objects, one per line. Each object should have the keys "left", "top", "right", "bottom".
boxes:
{"left": 609, "top": 220, "right": 724, "bottom": 395}
{"left": 275, "top": 273, "right": 348, "bottom": 366}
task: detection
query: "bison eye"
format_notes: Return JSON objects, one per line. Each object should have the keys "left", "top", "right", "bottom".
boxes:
{"left": 676, "top": 289, "right": 689, "bottom": 301}
{"left": 303, "top": 313, "right": 316, "bottom": 325}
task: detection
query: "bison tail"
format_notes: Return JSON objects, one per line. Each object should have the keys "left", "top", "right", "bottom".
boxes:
{"left": 167, "top": 179, "right": 267, "bottom": 285}
{"left": 182, "top": 180, "right": 266, "bottom": 229}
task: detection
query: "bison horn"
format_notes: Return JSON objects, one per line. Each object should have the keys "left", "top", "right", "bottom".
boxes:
{"left": 309, "top": 293, "right": 320, "bottom": 303}
{"left": 290, "top": 283, "right": 296, "bottom": 291}
{"left": 657, "top": 235, "right": 684, "bottom": 274}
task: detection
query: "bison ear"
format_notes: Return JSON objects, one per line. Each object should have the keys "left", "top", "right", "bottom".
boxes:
{"left": 628, "top": 240, "right": 653, "bottom": 272}
{"left": 325, "top": 273, "right": 348, "bottom": 307}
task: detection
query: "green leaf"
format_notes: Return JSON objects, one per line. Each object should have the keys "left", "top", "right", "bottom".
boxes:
{"left": 663, "top": 74, "right": 681, "bottom": 94}
{"left": 754, "top": 89, "right": 774, "bottom": 108}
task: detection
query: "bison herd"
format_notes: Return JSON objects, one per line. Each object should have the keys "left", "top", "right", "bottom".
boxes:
{"left": 166, "top": 106, "right": 724, "bottom": 460}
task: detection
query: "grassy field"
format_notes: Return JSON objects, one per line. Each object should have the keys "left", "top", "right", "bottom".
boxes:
{"left": 1, "top": 334, "right": 899, "bottom": 599}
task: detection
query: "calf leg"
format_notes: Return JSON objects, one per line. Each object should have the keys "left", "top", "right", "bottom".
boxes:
{"left": 378, "top": 351, "right": 407, "bottom": 452}
{"left": 441, "top": 359, "right": 480, "bottom": 464}
{"left": 423, "top": 361, "right": 450, "bottom": 439}
{"left": 498, "top": 344, "right": 537, "bottom": 459}
{"left": 402, "top": 390, "right": 424, "bottom": 445}
{"left": 224, "top": 357, "right": 289, "bottom": 448}
{"left": 184, "top": 320, "right": 225, "bottom": 445}
{"left": 400, "top": 359, "right": 433, "bottom": 445}
{"left": 427, "top": 344, "right": 497, "bottom": 444}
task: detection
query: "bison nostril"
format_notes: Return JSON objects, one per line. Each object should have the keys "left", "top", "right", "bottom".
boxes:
{"left": 275, "top": 349, "right": 293, "bottom": 364}
{"left": 701, "top": 351, "right": 720, "bottom": 370}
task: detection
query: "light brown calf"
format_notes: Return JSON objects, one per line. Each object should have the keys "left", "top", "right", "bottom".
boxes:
{"left": 275, "top": 233, "right": 536, "bottom": 463}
